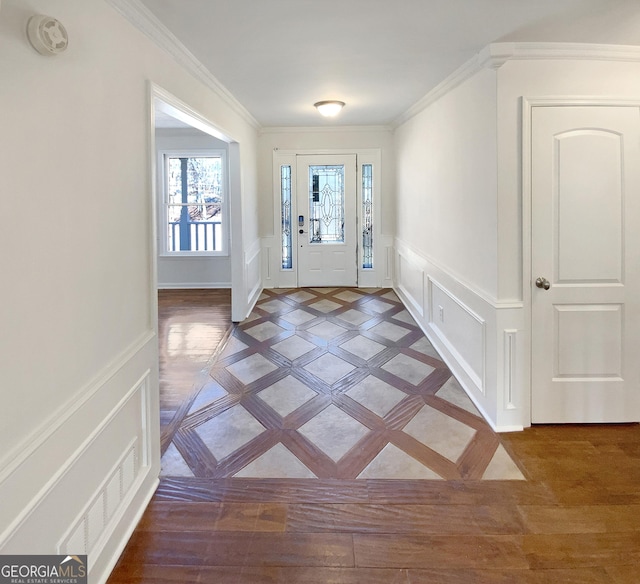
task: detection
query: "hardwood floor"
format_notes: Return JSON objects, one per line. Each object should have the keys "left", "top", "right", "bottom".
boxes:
{"left": 107, "top": 289, "right": 640, "bottom": 584}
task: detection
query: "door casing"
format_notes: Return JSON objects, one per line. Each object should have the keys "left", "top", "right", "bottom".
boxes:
{"left": 271, "top": 149, "right": 382, "bottom": 289}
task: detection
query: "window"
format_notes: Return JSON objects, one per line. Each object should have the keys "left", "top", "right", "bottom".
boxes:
{"left": 162, "top": 151, "right": 226, "bottom": 254}
{"left": 280, "top": 165, "right": 293, "bottom": 269}
{"left": 361, "top": 163, "right": 373, "bottom": 269}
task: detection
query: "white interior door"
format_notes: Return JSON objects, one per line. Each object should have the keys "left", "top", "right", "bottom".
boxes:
{"left": 531, "top": 105, "right": 640, "bottom": 423}
{"left": 296, "top": 154, "right": 357, "bottom": 287}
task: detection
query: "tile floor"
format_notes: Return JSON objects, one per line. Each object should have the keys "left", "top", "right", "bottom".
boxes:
{"left": 161, "top": 288, "right": 524, "bottom": 481}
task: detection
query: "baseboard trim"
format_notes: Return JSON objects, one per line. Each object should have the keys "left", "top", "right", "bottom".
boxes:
{"left": 157, "top": 282, "right": 231, "bottom": 289}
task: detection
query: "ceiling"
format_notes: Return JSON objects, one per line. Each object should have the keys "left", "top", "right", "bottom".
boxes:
{"left": 140, "top": 0, "right": 640, "bottom": 128}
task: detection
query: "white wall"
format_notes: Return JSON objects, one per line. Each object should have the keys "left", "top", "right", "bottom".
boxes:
{"left": 394, "top": 69, "right": 498, "bottom": 300}
{"left": 155, "top": 128, "right": 231, "bottom": 288}
{"left": 393, "top": 68, "right": 509, "bottom": 428}
{"left": 0, "top": 0, "right": 259, "bottom": 581}
{"left": 392, "top": 46, "right": 640, "bottom": 432}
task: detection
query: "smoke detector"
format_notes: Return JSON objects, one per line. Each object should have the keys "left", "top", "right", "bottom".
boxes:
{"left": 27, "top": 14, "right": 69, "bottom": 56}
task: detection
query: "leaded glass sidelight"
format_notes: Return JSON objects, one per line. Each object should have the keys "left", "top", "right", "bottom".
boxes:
{"left": 362, "top": 164, "right": 373, "bottom": 268}
{"left": 308, "top": 165, "right": 345, "bottom": 244}
{"left": 280, "top": 165, "right": 293, "bottom": 269}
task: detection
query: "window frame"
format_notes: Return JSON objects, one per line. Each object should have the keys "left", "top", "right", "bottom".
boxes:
{"left": 159, "top": 149, "right": 228, "bottom": 257}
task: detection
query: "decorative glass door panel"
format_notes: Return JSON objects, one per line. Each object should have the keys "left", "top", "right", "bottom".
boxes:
{"left": 296, "top": 155, "right": 357, "bottom": 287}
{"left": 308, "top": 165, "right": 345, "bottom": 244}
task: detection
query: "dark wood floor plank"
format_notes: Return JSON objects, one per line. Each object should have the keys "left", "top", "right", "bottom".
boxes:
{"left": 353, "top": 534, "right": 529, "bottom": 569}
{"left": 523, "top": 532, "right": 640, "bottom": 569}
{"left": 406, "top": 567, "right": 612, "bottom": 584}
{"left": 107, "top": 289, "right": 640, "bottom": 584}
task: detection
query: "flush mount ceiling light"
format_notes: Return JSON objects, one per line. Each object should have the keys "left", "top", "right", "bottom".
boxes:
{"left": 314, "top": 100, "right": 345, "bottom": 117}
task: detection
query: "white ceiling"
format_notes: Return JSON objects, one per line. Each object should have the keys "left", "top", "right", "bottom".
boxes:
{"left": 141, "top": 0, "right": 640, "bottom": 127}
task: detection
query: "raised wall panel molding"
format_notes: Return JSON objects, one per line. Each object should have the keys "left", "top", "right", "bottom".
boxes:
{"left": 0, "top": 330, "right": 155, "bottom": 484}
{"left": 244, "top": 240, "right": 263, "bottom": 318}
{"left": 1, "top": 369, "right": 153, "bottom": 551}
{"left": 393, "top": 42, "right": 640, "bottom": 128}
{"left": 106, "top": 0, "right": 259, "bottom": 130}
{"left": 428, "top": 276, "right": 486, "bottom": 394}
{"left": 394, "top": 238, "right": 523, "bottom": 310}
{"left": 503, "top": 330, "right": 518, "bottom": 410}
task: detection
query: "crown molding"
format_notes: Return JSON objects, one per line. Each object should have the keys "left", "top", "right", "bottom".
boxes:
{"left": 105, "top": 0, "right": 260, "bottom": 130}
{"left": 393, "top": 42, "right": 640, "bottom": 129}
{"left": 260, "top": 125, "right": 392, "bottom": 135}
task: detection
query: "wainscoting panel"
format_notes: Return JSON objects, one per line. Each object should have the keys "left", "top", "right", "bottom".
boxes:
{"left": 0, "top": 333, "right": 160, "bottom": 584}
{"left": 428, "top": 277, "right": 485, "bottom": 392}
{"left": 394, "top": 239, "right": 525, "bottom": 431}
{"left": 244, "top": 239, "right": 263, "bottom": 318}
{"left": 396, "top": 247, "right": 425, "bottom": 318}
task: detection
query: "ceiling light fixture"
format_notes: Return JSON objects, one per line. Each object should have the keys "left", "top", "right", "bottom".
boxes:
{"left": 314, "top": 100, "right": 345, "bottom": 117}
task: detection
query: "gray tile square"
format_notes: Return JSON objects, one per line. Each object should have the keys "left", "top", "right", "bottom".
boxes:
{"left": 258, "top": 376, "right": 317, "bottom": 417}
{"left": 382, "top": 353, "right": 434, "bottom": 385}
{"left": 403, "top": 404, "right": 476, "bottom": 463}
{"left": 245, "top": 321, "right": 285, "bottom": 342}
{"left": 298, "top": 405, "right": 370, "bottom": 462}
{"left": 226, "top": 353, "right": 278, "bottom": 384}
{"left": 346, "top": 375, "right": 406, "bottom": 417}
{"left": 307, "top": 321, "right": 348, "bottom": 341}
{"left": 304, "top": 353, "right": 355, "bottom": 385}
{"left": 196, "top": 405, "right": 266, "bottom": 460}
{"left": 335, "top": 309, "right": 372, "bottom": 326}
{"left": 369, "top": 321, "right": 410, "bottom": 342}
{"left": 340, "top": 336, "right": 386, "bottom": 360}
{"left": 271, "top": 335, "right": 317, "bottom": 360}
{"left": 309, "top": 299, "right": 342, "bottom": 313}
{"left": 281, "top": 308, "right": 317, "bottom": 326}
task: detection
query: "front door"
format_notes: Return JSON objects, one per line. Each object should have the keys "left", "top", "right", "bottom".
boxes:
{"left": 296, "top": 154, "right": 357, "bottom": 287}
{"left": 531, "top": 105, "right": 640, "bottom": 423}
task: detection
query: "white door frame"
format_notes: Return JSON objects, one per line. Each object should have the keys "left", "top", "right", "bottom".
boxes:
{"left": 522, "top": 96, "right": 640, "bottom": 425}
{"left": 148, "top": 83, "right": 245, "bottom": 324}
{"left": 271, "top": 148, "right": 382, "bottom": 289}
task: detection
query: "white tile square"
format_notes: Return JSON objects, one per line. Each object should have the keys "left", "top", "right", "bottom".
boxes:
{"left": 281, "top": 308, "right": 316, "bottom": 326}
{"left": 410, "top": 336, "right": 442, "bottom": 360}
{"left": 226, "top": 353, "right": 278, "bottom": 384}
{"left": 307, "top": 321, "right": 348, "bottom": 341}
{"left": 335, "top": 309, "right": 371, "bottom": 326}
{"left": 365, "top": 298, "right": 395, "bottom": 313}
{"left": 346, "top": 375, "right": 407, "bottom": 417}
{"left": 334, "top": 290, "right": 365, "bottom": 302}
{"left": 234, "top": 443, "right": 316, "bottom": 478}
{"left": 298, "top": 404, "right": 370, "bottom": 462}
{"left": 309, "top": 299, "right": 342, "bottom": 313}
{"left": 258, "top": 376, "right": 317, "bottom": 417}
{"left": 271, "top": 335, "right": 317, "bottom": 360}
{"left": 403, "top": 405, "right": 476, "bottom": 463}
{"left": 196, "top": 405, "right": 266, "bottom": 461}
{"left": 245, "top": 321, "right": 285, "bottom": 342}
{"left": 340, "top": 336, "right": 386, "bottom": 360}
{"left": 304, "top": 353, "right": 355, "bottom": 385}
{"left": 382, "top": 353, "right": 434, "bottom": 385}
{"left": 286, "top": 290, "right": 316, "bottom": 302}
{"left": 258, "top": 299, "right": 288, "bottom": 313}
{"left": 369, "top": 321, "right": 410, "bottom": 342}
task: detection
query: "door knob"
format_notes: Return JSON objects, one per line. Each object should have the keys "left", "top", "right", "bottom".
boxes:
{"left": 535, "top": 277, "right": 551, "bottom": 290}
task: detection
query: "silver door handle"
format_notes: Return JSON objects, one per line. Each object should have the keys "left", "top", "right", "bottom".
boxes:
{"left": 535, "top": 277, "right": 551, "bottom": 290}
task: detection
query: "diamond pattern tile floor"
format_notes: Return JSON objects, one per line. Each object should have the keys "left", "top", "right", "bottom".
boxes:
{"left": 161, "top": 287, "right": 525, "bottom": 481}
